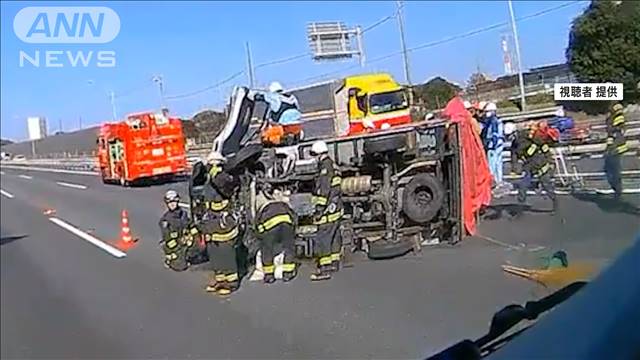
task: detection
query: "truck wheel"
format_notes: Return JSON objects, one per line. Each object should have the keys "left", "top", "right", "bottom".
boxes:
{"left": 367, "top": 239, "right": 414, "bottom": 260}
{"left": 363, "top": 134, "right": 406, "bottom": 155}
{"left": 402, "top": 173, "right": 445, "bottom": 224}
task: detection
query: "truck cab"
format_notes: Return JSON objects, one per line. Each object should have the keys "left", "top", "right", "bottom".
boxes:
{"left": 335, "top": 73, "right": 411, "bottom": 136}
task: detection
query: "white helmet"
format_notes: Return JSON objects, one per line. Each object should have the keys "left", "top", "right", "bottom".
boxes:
{"left": 310, "top": 140, "right": 329, "bottom": 155}
{"left": 206, "top": 151, "right": 225, "bottom": 164}
{"left": 164, "top": 189, "right": 180, "bottom": 203}
{"left": 268, "top": 81, "right": 284, "bottom": 93}
{"left": 504, "top": 122, "right": 517, "bottom": 136}
{"left": 463, "top": 101, "right": 472, "bottom": 109}
{"left": 485, "top": 102, "right": 497, "bottom": 112}
{"left": 478, "top": 101, "right": 488, "bottom": 111}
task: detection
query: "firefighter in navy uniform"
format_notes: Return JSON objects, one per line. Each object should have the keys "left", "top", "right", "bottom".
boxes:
{"left": 255, "top": 185, "right": 298, "bottom": 284}
{"left": 200, "top": 209, "right": 242, "bottom": 296}
{"left": 505, "top": 122, "right": 558, "bottom": 213}
{"left": 199, "top": 151, "right": 243, "bottom": 296}
{"left": 604, "top": 103, "right": 628, "bottom": 200}
{"left": 159, "top": 190, "right": 195, "bottom": 271}
{"left": 310, "top": 141, "right": 344, "bottom": 281}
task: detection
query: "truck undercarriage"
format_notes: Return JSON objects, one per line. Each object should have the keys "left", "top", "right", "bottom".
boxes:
{"left": 192, "top": 86, "right": 463, "bottom": 260}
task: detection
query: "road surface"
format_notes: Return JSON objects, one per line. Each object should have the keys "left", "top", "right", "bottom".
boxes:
{"left": 1, "top": 167, "right": 638, "bottom": 358}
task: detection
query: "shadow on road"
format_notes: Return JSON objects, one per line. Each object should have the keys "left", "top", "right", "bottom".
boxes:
{"left": 572, "top": 193, "right": 640, "bottom": 216}
{"left": 483, "top": 203, "right": 554, "bottom": 220}
{"left": 0, "top": 234, "right": 28, "bottom": 246}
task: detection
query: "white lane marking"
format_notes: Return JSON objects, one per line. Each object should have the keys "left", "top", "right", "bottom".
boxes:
{"left": 56, "top": 181, "right": 88, "bottom": 190}
{"left": 49, "top": 217, "right": 127, "bottom": 258}
{"left": 1, "top": 189, "right": 15, "bottom": 198}
{"left": 0, "top": 171, "right": 5, "bottom": 175}
{"left": 0, "top": 165, "right": 97, "bottom": 176}
{"left": 18, "top": 174, "right": 33, "bottom": 180}
{"left": 506, "top": 188, "right": 640, "bottom": 196}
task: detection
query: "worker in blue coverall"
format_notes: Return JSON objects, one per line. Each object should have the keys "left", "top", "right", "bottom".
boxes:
{"left": 481, "top": 102, "right": 506, "bottom": 192}
{"left": 249, "top": 82, "right": 303, "bottom": 145}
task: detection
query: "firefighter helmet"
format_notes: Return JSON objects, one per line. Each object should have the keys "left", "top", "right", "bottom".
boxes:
{"left": 268, "top": 82, "right": 284, "bottom": 93}
{"left": 310, "top": 141, "right": 329, "bottom": 155}
{"left": 207, "top": 151, "right": 225, "bottom": 164}
{"left": 164, "top": 190, "right": 180, "bottom": 203}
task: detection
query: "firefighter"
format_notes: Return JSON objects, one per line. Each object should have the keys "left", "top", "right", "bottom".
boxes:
{"left": 255, "top": 184, "right": 298, "bottom": 284}
{"left": 200, "top": 209, "right": 242, "bottom": 296}
{"left": 604, "top": 103, "right": 628, "bottom": 200}
{"left": 505, "top": 122, "right": 558, "bottom": 213}
{"left": 249, "top": 82, "right": 303, "bottom": 145}
{"left": 310, "top": 140, "right": 344, "bottom": 281}
{"left": 482, "top": 103, "right": 507, "bottom": 191}
{"left": 200, "top": 151, "right": 243, "bottom": 295}
{"left": 159, "top": 190, "right": 193, "bottom": 271}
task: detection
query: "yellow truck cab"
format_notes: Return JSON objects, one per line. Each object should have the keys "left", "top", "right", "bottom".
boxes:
{"left": 334, "top": 73, "right": 411, "bottom": 136}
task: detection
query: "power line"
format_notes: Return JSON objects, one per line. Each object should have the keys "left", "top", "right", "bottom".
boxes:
{"left": 292, "top": 0, "right": 583, "bottom": 86}
{"left": 254, "top": 53, "right": 309, "bottom": 69}
{"left": 165, "top": 70, "right": 245, "bottom": 100}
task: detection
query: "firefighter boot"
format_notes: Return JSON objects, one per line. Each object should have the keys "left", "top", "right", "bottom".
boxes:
{"left": 264, "top": 272, "right": 276, "bottom": 284}
{"left": 206, "top": 273, "right": 226, "bottom": 293}
{"left": 310, "top": 266, "right": 332, "bottom": 281}
{"left": 330, "top": 253, "right": 341, "bottom": 272}
{"left": 217, "top": 281, "right": 239, "bottom": 297}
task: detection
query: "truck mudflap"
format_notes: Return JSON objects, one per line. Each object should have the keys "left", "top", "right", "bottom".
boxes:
{"left": 367, "top": 238, "right": 415, "bottom": 260}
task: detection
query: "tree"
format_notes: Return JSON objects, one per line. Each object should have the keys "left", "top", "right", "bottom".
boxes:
{"left": 413, "top": 77, "right": 462, "bottom": 110}
{"left": 566, "top": 0, "right": 640, "bottom": 105}
{"left": 466, "top": 72, "right": 491, "bottom": 90}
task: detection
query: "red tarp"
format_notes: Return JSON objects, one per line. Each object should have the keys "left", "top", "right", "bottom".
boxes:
{"left": 443, "top": 96, "right": 492, "bottom": 235}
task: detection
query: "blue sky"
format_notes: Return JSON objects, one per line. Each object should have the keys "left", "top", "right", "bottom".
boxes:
{"left": 1, "top": 0, "right": 588, "bottom": 140}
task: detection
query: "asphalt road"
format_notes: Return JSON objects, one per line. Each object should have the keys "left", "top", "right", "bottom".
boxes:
{"left": 1, "top": 167, "right": 639, "bottom": 359}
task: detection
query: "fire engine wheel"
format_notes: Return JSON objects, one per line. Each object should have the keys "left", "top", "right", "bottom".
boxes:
{"left": 120, "top": 178, "right": 130, "bottom": 187}
{"left": 363, "top": 134, "right": 407, "bottom": 155}
{"left": 402, "top": 173, "right": 445, "bottom": 224}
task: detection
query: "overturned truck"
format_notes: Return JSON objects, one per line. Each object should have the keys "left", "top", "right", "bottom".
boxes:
{"left": 193, "top": 86, "right": 463, "bottom": 260}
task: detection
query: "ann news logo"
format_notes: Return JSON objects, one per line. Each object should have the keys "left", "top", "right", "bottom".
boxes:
{"left": 13, "top": 7, "right": 120, "bottom": 68}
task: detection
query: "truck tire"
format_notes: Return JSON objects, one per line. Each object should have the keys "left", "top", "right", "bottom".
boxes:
{"left": 363, "top": 134, "right": 406, "bottom": 155}
{"left": 402, "top": 173, "right": 445, "bottom": 224}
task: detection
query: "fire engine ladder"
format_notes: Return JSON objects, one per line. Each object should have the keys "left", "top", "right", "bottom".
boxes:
{"left": 553, "top": 147, "right": 584, "bottom": 191}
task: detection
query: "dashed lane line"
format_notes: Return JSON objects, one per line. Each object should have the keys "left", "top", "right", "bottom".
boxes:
{"left": 49, "top": 217, "right": 127, "bottom": 258}
{"left": 56, "top": 181, "right": 88, "bottom": 190}
{"left": 18, "top": 174, "right": 33, "bottom": 180}
{"left": 1, "top": 189, "right": 15, "bottom": 198}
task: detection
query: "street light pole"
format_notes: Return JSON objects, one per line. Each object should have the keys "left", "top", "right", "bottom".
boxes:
{"left": 396, "top": 0, "right": 412, "bottom": 86}
{"left": 109, "top": 91, "right": 118, "bottom": 120}
{"left": 153, "top": 75, "right": 166, "bottom": 109}
{"left": 245, "top": 42, "right": 255, "bottom": 88}
{"left": 508, "top": 0, "right": 527, "bottom": 111}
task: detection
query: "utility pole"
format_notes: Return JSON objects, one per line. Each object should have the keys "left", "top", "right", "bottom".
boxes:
{"left": 109, "top": 91, "right": 117, "bottom": 120}
{"left": 58, "top": 118, "right": 63, "bottom": 133}
{"left": 79, "top": 116, "right": 83, "bottom": 129}
{"left": 245, "top": 42, "right": 255, "bottom": 88}
{"left": 396, "top": 0, "right": 412, "bottom": 86}
{"left": 508, "top": 0, "right": 527, "bottom": 111}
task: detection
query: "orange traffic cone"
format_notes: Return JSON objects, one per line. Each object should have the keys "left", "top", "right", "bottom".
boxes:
{"left": 120, "top": 210, "right": 136, "bottom": 243}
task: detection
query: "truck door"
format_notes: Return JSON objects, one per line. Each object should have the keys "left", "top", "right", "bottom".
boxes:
{"left": 108, "top": 139, "right": 125, "bottom": 179}
{"left": 334, "top": 87, "right": 350, "bottom": 136}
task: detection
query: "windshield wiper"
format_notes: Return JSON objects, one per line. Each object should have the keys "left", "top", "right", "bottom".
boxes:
{"left": 426, "top": 281, "right": 587, "bottom": 360}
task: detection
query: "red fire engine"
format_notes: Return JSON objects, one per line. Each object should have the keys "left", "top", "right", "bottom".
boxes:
{"left": 97, "top": 111, "right": 187, "bottom": 185}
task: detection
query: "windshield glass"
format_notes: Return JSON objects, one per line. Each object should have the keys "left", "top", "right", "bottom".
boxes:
{"left": 369, "top": 90, "right": 408, "bottom": 114}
